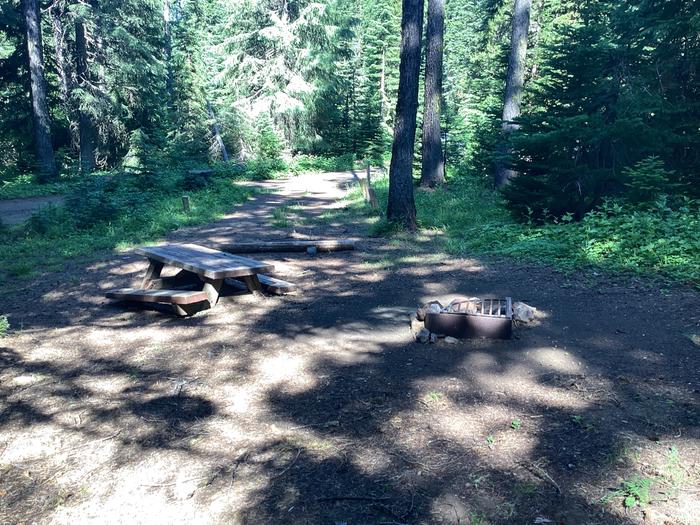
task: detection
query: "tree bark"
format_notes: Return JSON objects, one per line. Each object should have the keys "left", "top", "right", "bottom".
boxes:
{"left": 206, "top": 100, "right": 229, "bottom": 162}
{"left": 419, "top": 0, "right": 445, "bottom": 187}
{"left": 163, "top": 0, "right": 174, "bottom": 105}
{"left": 387, "top": 0, "right": 424, "bottom": 230}
{"left": 23, "top": 0, "right": 59, "bottom": 181}
{"left": 75, "top": 14, "right": 98, "bottom": 174}
{"left": 50, "top": 0, "right": 79, "bottom": 150}
{"left": 494, "top": 0, "right": 531, "bottom": 189}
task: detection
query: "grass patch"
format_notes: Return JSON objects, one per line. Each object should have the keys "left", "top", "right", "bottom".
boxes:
{"left": 343, "top": 173, "right": 700, "bottom": 287}
{"left": 0, "top": 168, "right": 257, "bottom": 287}
{"left": 0, "top": 174, "right": 77, "bottom": 200}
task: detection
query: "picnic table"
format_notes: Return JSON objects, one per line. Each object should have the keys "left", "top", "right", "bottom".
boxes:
{"left": 106, "top": 243, "right": 296, "bottom": 316}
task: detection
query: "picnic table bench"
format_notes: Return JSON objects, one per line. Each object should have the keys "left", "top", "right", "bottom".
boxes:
{"left": 106, "top": 243, "right": 296, "bottom": 316}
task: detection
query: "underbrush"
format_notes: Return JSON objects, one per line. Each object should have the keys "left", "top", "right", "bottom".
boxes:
{"left": 0, "top": 165, "right": 258, "bottom": 285}
{"left": 0, "top": 174, "right": 77, "bottom": 200}
{"left": 289, "top": 154, "right": 355, "bottom": 174}
{"left": 350, "top": 175, "right": 700, "bottom": 287}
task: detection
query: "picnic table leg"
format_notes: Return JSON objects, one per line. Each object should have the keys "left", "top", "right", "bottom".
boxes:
{"left": 172, "top": 302, "right": 210, "bottom": 317}
{"left": 141, "top": 260, "right": 164, "bottom": 289}
{"left": 240, "top": 275, "right": 263, "bottom": 294}
{"left": 200, "top": 277, "right": 225, "bottom": 306}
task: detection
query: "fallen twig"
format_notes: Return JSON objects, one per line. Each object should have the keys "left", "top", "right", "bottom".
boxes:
{"left": 524, "top": 461, "right": 562, "bottom": 494}
{"left": 271, "top": 449, "right": 301, "bottom": 479}
{"left": 317, "top": 495, "right": 391, "bottom": 503}
{"left": 141, "top": 476, "right": 208, "bottom": 488}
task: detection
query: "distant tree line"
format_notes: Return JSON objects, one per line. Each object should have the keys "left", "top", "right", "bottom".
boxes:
{"left": 1, "top": 0, "right": 698, "bottom": 225}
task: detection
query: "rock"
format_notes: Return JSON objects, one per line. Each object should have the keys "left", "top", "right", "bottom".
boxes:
{"left": 416, "top": 307, "right": 427, "bottom": 321}
{"left": 409, "top": 315, "right": 424, "bottom": 334}
{"left": 444, "top": 336, "right": 459, "bottom": 344}
{"left": 416, "top": 328, "right": 430, "bottom": 344}
{"left": 427, "top": 303, "right": 442, "bottom": 314}
{"left": 306, "top": 246, "right": 318, "bottom": 254}
{"left": 429, "top": 333, "right": 438, "bottom": 344}
{"left": 513, "top": 302, "right": 536, "bottom": 323}
{"left": 688, "top": 333, "right": 700, "bottom": 347}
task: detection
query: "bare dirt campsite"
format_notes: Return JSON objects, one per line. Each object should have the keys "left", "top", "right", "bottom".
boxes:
{"left": 1, "top": 171, "right": 698, "bottom": 525}
{"left": 3, "top": 0, "right": 700, "bottom": 522}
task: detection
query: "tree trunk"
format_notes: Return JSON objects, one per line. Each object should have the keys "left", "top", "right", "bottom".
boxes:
{"left": 50, "top": 0, "right": 79, "bottom": 150}
{"left": 75, "top": 15, "right": 98, "bottom": 174}
{"left": 419, "top": 0, "right": 445, "bottom": 187}
{"left": 206, "top": 100, "right": 229, "bottom": 162}
{"left": 494, "top": 0, "right": 531, "bottom": 189}
{"left": 387, "top": 0, "right": 424, "bottom": 230}
{"left": 163, "top": 0, "right": 174, "bottom": 105}
{"left": 23, "top": 0, "right": 59, "bottom": 181}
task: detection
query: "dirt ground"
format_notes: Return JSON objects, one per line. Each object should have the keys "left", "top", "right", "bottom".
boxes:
{"left": 1, "top": 171, "right": 698, "bottom": 525}
{"left": 0, "top": 195, "right": 65, "bottom": 226}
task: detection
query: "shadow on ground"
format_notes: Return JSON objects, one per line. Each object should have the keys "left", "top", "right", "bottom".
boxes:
{"left": 1, "top": 171, "right": 698, "bottom": 524}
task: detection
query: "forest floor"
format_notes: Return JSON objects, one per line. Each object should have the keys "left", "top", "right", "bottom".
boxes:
{"left": 0, "top": 195, "right": 65, "bottom": 225}
{"left": 1, "top": 170, "right": 699, "bottom": 525}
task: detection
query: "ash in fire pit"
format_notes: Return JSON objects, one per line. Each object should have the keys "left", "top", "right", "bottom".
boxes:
{"left": 416, "top": 297, "right": 514, "bottom": 341}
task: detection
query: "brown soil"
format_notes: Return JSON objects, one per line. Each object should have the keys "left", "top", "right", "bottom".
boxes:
{"left": 1, "top": 171, "right": 698, "bottom": 525}
{"left": 0, "top": 195, "right": 65, "bottom": 225}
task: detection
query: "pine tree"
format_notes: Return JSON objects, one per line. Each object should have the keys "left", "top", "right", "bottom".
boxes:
{"left": 387, "top": 0, "right": 424, "bottom": 229}
{"left": 420, "top": 0, "right": 445, "bottom": 187}
{"left": 22, "top": 0, "right": 59, "bottom": 180}
{"left": 494, "top": 0, "right": 531, "bottom": 188}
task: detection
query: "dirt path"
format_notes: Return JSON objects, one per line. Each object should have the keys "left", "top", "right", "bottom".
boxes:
{"left": 0, "top": 195, "right": 65, "bottom": 225}
{"left": 1, "top": 171, "right": 698, "bottom": 525}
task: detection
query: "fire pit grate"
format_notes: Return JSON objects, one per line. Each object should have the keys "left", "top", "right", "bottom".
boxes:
{"left": 423, "top": 297, "right": 513, "bottom": 340}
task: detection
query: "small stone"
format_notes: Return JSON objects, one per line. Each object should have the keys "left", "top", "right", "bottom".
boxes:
{"left": 410, "top": 315, "right": 423, "bottom": 334}
{"left": 429, "top": 333, "right": 438, "bottom": 344}
{"left": 513, "top": 302, "right": 536, "bottom": 323}
{"left": 688, "top": 333, "right": 700, "bottom": 347}
{"left": 416, "top": 328, "right": 430, "bottom": 343}
{"left": 427, "top": 303, "right": 442, "bottom": 314}
{"left": 306, "top": 246, "right": 318, "bottom": 254}
{"left": 416, "top": 307, "right": 427, "bottom": 321}
{"left": 444, "top": 336, "right": 459, "bottom": 344}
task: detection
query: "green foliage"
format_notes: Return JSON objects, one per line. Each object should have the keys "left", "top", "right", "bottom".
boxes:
{"left": 348, "top": 172, "right": 700, "bottom": 286}
{"left": 255, "top": 115, "right": 284, "bottom": 162}
{"left": 290, "top": 154, "right": 355, "bottom": 173}
{"left": 0, "top": 165, "right": 256, "bottom": 286}
{"left": 623, "top": 157, "right": 677, "bottom": 205}
{"left": 0, "top": 176, "right": 75, "bottom": 200}
{"left": 502, "top": 0, "right": 700, "bottom": 219}
{"left": 510, "top": 419, "right": 522, "bottom": 430}
{"left": 0, "top": 315, "right": 9, "bottom": 338}
{"left": 601, "top": 476, "right": 653, "bottom": 508}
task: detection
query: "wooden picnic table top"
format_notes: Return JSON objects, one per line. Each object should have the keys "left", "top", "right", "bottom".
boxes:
{"left": 136, "top": 243, "right": 275, "bottom": 280}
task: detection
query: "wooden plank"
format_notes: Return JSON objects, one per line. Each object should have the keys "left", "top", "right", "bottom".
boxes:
{"left": 201, "top": 277, "right": 224, "bottom": 306}
{"left": 217, "top": 239, "right": 356, "bottom": 254}
{"left": 240, "top": 274, "right": 263, "bottom": 293}
{"left": 136, "top": 244, "right": 275, "bottom": 279}
{"left": 106, "top": 288, "right": 209, "bottom": 305}
{"left": 226, "top": 275, "right": 297, "bottom": 295}
{"left": 257, "top": 274, "right": 297, "bottom": 295}
{"left": 141, "top": 260, "right": 164, "bottom": 289}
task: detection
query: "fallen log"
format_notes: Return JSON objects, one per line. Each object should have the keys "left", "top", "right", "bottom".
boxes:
{"left": 217, "top": 239, "right": 356, "bottom": 254}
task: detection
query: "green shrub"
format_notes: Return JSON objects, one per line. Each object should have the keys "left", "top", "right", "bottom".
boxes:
{"left": 347, "top": 172, "right": 700, "bottom": 286}
{"left": 290, "top": 154, "right": 355, "bottom": 173}
{"left": 0, "top": 315, "right": 9, "bottom": 337}
{"left": 26, "top": 205, "right": 74, "bottom": 236}
{"left": 245, "top": 158, "right": 287, "bottom": 180}
{"left": 63, "top": 176, "right": 125, "bottom": 228}
{"left": 255, "top": 115, "right": 284, "bottom": 161}
{"left": 623, "top": 156, "right": 677, "bottom": 205}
